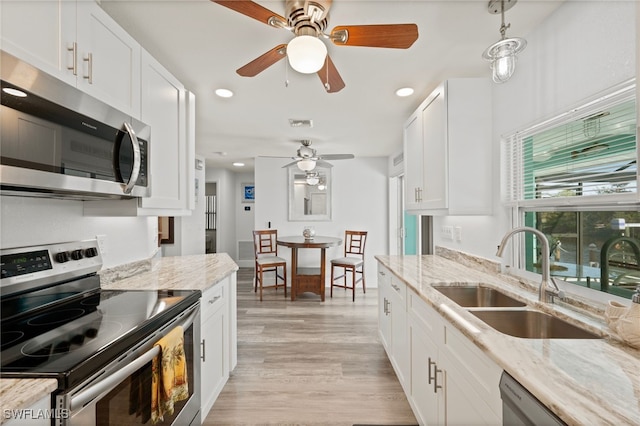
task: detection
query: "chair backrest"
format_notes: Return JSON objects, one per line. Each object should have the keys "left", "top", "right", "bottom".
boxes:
{"left": 344, "top": 230, "right": 367, "bottom": 258}
{"left": 253, "top": 230, "right": 279, "bottom": 258}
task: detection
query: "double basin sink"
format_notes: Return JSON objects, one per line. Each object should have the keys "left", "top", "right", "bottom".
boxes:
{"left": 433, "top": 286, "right": 601, "bottom": 339}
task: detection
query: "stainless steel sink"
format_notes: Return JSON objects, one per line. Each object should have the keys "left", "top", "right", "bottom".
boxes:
{"left": 470, "top": 309, "right": 602, "bottom": 339}
{"left": 433, "top": 285, "right": 526, "bottom": 308}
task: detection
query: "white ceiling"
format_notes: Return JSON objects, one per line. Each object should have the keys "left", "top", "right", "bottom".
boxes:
{"left": 100, "top": 0, "right": 564, "bottom": 171}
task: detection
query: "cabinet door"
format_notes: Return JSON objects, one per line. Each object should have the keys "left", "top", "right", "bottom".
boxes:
{"left": 200, "top": 282, "right": 229, "bottom": 422}
{"left": 403, "top": 113, "right": 423, "bottom": 210}
{"left": 139, "top": 50, "right": 188, "bottom": 210}
{"left": 389, "top": 277, "right": 409, "bottom": 388}
{"left": 421, "top": 84, "right": 447, "bottom": 209}
{"left": 1, "top": 0, "right": 77, "bottom": 86}
{"left": 410, "top": 321, "right": 442, "bottom": 425}
{"left": 377, "top": 267, "right": 392, "bottom": 351}
{"left": 200, "top": 307, "right": 226, "bottom": 422}
{"left": 76, "top": 1, "right": 141, "bottom": 117}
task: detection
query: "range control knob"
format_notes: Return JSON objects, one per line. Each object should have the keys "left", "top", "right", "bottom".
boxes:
{"left": 55, "top": 251, "right": 70, "bottom": 263}
{"left": 84, "top": 247, "right": 99, "bottom": 258}
{"left": 70, "top": 249, "right": 84, "bottom": 260}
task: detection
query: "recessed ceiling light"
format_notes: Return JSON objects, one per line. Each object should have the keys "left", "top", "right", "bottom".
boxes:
{"left": 395, "top": 87, "right": 414, "bottom": 97}
{"left": 232, "top": 162, "right": 245, "bottom": 167}
{"left": 215, "top": 88, "right": 234, "bottom": 98}
{"left": 2, "top": 87, "right": 27, "bottom": 97}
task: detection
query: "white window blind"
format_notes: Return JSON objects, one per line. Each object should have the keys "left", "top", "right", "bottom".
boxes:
{"left": 503, "top": 80, "right": 638, "bottom": 208}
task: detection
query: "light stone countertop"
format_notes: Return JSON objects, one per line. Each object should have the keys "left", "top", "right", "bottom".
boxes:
{"left": 375, "top": 254, "right": 640, "bottom": 426}
{"left": 0, "top": 253, "right": 238, "bottom": 423}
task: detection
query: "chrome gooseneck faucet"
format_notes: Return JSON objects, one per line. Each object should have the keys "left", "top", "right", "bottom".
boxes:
{"left": 496, "top": 226, "right": 561, "bottom": 303}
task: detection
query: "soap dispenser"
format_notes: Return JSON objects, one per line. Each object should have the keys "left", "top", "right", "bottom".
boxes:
{"left": 617, "top": 285, "right": 640, "bottom": 349}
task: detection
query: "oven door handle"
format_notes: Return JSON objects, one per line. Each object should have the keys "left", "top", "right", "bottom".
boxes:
{"left": 70, "top": 345, "right": 159, "bottom": 411}
{"left": 70, "top": 304, "right": 199, "bottom": 411}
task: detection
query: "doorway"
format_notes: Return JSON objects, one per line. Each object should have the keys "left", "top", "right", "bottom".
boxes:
{"left": 205, "top": 182, "right": 217, "bottom": 253}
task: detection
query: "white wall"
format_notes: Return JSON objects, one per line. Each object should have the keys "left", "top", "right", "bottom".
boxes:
{"left": 434, "top": 0, "right": 637, "bottom": 261}
{"left": 234, "top": 172, "right": 255, "bottom": 267}
{"left": 163, "top": 155, "right": 206, "bottom": 256}
{"left": 254, "top": 156, "right": 388, "bottom": 288}
{"left": 0, "top": 196, "right": 157, "bottom": 268}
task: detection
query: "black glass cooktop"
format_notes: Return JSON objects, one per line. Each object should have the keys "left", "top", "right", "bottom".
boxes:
{"left": 1, "top": 285, "right": 200, "bottom": 389}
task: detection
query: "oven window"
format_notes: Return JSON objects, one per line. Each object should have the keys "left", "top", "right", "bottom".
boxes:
{"left": 95, "top": 328, "right": 195, "bottom": 425}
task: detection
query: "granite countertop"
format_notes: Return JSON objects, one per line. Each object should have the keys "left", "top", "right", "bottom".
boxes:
{"left": 375, "top": 254, "right": 640, "bottom": 426}
{"left": 99, "top": 252, "right": 239, "bottom": 291}
{"left": 0, "top": 253, "right": 238, "bottom": 423}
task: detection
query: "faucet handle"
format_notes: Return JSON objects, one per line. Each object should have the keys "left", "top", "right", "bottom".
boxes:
{"left": 548, "top": 277, "right": 565, "bottom": 301}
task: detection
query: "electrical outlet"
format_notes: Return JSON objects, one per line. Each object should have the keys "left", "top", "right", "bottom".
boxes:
{"left": 96, "top": 235, "right": 107, "bottom": 255}
{"left": 454, "top": 226, "right": 462, "bottom": 242}
{"left": 441, "top": 225, "right": 454, "bottom": 240}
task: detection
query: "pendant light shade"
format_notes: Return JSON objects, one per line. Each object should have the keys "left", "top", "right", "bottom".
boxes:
{"left": 287, "top": 35, "right": 327, "bottom": 74}
{"left": 297, "top": 158, "right": 317, "bottom": 171}
{"left": 482, "top": 0, "right": 526, "bottom": 84}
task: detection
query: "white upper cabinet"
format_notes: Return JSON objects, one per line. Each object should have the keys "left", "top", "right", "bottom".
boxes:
{"left": 84, "top": 51, "right": 195, "bottom": 216}
{"left": 1, "top": 0, "right": 141, "bottom": 118}
{"left": 403, "top": 78, "right": 493, "bottom": 215}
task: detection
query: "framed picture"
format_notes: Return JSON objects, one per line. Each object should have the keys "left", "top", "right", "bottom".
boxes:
{"left": 242, "top": 183, "right": 255, "bottom": 203}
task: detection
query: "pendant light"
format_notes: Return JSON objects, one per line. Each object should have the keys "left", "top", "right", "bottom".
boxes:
{"left": 482, "top": 0, "right": 527, "bottom": 84}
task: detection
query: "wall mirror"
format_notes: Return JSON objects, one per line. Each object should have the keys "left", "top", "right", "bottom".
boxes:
{"left": 288, "top": 166, "right": 331, "bottom": 221}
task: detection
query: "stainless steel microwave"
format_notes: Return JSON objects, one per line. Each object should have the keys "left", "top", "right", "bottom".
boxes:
{"left": 0, "top": 51, "right": 150, "bottom": 200}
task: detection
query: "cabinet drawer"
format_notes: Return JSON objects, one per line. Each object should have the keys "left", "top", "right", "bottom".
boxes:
{"left": 409, "top": 291, "right": 444, "bottom": 343}
{"left": 202, "top": 280, "right": 226, "bottom": 319}
{"left": 389, "top": 276, "right": 406, "bottom": 305}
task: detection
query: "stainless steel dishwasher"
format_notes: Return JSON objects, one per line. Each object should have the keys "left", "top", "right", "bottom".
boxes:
{"left": 500, "top": 371, "right": 566, "bottom": 425}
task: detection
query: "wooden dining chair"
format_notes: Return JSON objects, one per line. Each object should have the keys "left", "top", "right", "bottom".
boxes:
{"left": 252, "top": 230, "right": 287, "bottom": 301}
{"left": 330, "top": 230, "right": 368, "bottom": 302}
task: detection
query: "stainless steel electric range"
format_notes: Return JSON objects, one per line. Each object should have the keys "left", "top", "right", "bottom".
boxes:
{"left": 0, "top": 240, "right": 201, "bottom": 425}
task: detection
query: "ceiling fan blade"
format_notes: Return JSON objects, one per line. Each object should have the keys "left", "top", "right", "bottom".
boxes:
{"left": 317, "top": 55, "right": 345, "bottom": 93}
{"left": 319, "top": 154, "right": 354, "bottom": 160}
{"left": 212, "top": 1, "right": 286, "bottom": 27}
{"left": 330, "top": 24, "right": 419, "bottom": 49}
{"left": 315, "top": 160, "right": 334, "bottom": 168}
{"left": 281, "top": 160, "right": 300, "bottom": 168}
{"left": 237, "top": 44, "right": 287, "bottom": 77}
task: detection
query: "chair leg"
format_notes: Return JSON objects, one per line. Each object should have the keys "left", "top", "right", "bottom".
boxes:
{"left": 254, "top": 265, "right": 258, "bottom": 293}
{"left": 352, "top": 266, "right": 356, "bottom": 302}
{"left": 362, "top": 267, "right": 366, "bottom": 294}
{"left": 330, "top": 264, "right": 334, "bottom": 298}
{"left": 259, "top": 267, "right": 263, "bottom": 302}
{"left": 283, "top": 265, "right": 287, "bottom": 298}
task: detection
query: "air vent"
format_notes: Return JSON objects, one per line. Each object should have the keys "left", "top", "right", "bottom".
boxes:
{"left": 289, "top": 119, "right": 313, "bottom": 128}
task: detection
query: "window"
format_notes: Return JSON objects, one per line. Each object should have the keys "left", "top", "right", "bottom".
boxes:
{"left": 504, "top": 80, "right": 639, "bottom": 299}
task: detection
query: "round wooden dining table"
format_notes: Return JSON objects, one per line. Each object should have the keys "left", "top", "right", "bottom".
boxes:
{"left": 277, "top": 236, "right": 342, "bottom": 301}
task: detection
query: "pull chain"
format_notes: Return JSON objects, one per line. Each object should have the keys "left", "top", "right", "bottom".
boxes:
{"left": 324, "top": 57, "right": 330, "bottom": 91}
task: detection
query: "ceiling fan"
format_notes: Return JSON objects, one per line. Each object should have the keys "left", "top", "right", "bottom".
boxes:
{"left": 265, "top": 139, "right": 354, "bottom": 170}
{"left": 212, "top": 0, "right": 419, "bottom": 93}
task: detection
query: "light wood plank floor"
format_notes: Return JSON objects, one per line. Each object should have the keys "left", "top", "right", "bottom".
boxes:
{"left": 204, "top": 268, "right": 417, "bottom": 426}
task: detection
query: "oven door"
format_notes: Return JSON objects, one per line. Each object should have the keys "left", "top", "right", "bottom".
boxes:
{"left": 61, "top": 303, "right": 201, "bottom": 426}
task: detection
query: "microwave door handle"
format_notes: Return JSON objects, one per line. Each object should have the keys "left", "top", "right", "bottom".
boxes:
{"left": 122, "top": 122, "right": 141, "bottom": 194}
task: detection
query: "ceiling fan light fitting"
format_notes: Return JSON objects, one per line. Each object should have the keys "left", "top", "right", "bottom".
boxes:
{"left": 297, "top": 158, "right": 317, "bottom": 171}
{"left": 287, "top": 35, "right": 327, "bottom": 74}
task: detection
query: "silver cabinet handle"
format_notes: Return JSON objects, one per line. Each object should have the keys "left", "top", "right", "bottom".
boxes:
{"left": 391, "top": 283, "right": 401, "bottom": 292}
{"left": 67, "top": 42, "right": 77, "bottom": 75}
{"left": 201, "top": 339, "right": 206, "bottom": 362}
{"left": 379, "top": 271, "right": 386, "bottom": 276}
{"left": 83, "top": 52, "right": 93, "bottom": 84}
{"left": 433, "top": 365, "right": 443, "bottom": 393}
{"left": 428, "top": 357, "right": 436, "bottom": 385}
{"left": 121, "top": 122, "right": 141, "bottom": 194}
{"left": 208, "top": 295, "right": 221, "bottom": 305}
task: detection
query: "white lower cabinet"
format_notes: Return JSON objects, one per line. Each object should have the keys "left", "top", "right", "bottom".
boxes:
{"left": 200, "top": 274, "right": 237, "bottom": 422}
{"left": 378, "top": 261, "right": 502, "bottom": 425}
{"left": 377, "top": 265, "right": 410, "bottom": 391}
{"left": 408, "top": 291, "right": 502, "bottom": 425}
